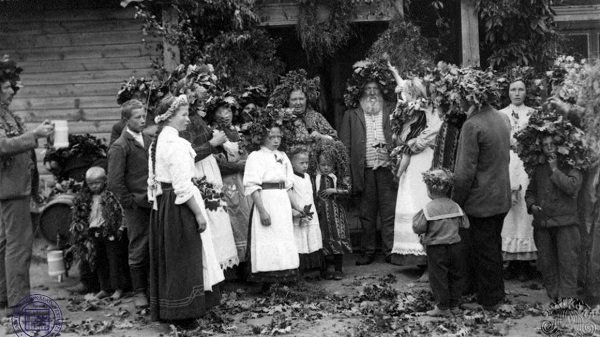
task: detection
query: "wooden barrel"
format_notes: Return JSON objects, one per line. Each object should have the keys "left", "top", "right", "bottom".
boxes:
{"left": 39, "top": 194, "right": 74, "bottom": 247}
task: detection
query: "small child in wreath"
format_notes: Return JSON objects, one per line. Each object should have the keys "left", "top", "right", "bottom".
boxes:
{"left": 70, "top": 166, "right": 130, "bottom": 300}
{"left": 412, "top": 169, "right": 470, "bottom": 317}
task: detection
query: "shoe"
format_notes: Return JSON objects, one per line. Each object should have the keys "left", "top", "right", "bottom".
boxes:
{"left": 333, "top": 271, "right": 344, "bottom": 280}
{"left": 133, "top": 292, "right": 149, "bottom": 308}
{"left": 111, "top": 289, "right": 123, "bottom": 300}
{"left": 460, "top": 302, "right": 483, "bottom": 311}
{"left": 67, "top": 282, "right": 90, "bottom": 294}
{"left": 483, "top": 303, "right": 501, "bottom": 312}
{"left": 355, "top": 255, "right": 375, "bottom": 266}
{"left": 427, "top": 306, "right": 451, "bottom": 317}
{"left": 94, "top": 290, "right": 109, "bottom": 299}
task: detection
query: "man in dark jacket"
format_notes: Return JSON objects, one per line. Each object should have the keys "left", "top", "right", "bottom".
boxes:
{"left": 108, "top": 99, "right": 152, "bottom": 308}
{"left": 0, "top": 58, "right": 54, "bottom": 313}
{"left": 452, "top": 103, "right": 511, "bottom": 309}
{"left": 340, "top": 81, "right": 396, "bottom": 265}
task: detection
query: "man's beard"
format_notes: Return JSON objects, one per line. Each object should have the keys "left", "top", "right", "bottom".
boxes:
{"left": 360, "top": 95, "right": 383, "bottom": 115}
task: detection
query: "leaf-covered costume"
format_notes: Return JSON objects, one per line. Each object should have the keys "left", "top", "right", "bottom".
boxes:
{"left": 69, "top": 187, "right": 124, "bottom": 269}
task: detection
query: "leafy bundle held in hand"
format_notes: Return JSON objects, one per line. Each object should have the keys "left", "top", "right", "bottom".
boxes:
{"left": 192, "top": 177, "right": 225, "bottom": 212}
{"left": 514, "top": 109, "right": 592, "bottom": 175}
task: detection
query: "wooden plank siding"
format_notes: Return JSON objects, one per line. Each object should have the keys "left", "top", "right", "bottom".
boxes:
{"left": 0, "top": 6, "right": 161, "bottom": 184}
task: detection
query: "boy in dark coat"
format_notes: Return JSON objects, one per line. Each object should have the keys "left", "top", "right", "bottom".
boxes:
{"left": 108, "top": 99, "right": 152, "bottom": 308}
{"left": 525, "top": 136, "right": 582, "bottom": 301}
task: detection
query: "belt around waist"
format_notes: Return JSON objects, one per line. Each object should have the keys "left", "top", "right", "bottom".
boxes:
{"left": 262, "top": 182, "right": 286, "bottom": 190}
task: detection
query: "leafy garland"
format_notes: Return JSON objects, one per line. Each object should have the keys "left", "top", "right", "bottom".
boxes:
{"left": 514, "top": 109, "right": 592, "bottom": 175}
{"left": 68, "top": 188, "right": 124, "bottom": 269}
{"left": 268, "top": 69, "right": 320, "bottom": 109}
{"left": 344, "top": 59, "right": 396, "bottom": 109}
{"left": 43, "top": 134, "right": 108, "bottom": 182}
{"left": 296, "top": 0, "right": 355, "bottom": 63}
{"left": 426, "top": 63, "right": 502, "bottom": 125}
{"left": 546, "top": 55, "right": 588, "bottom": 105}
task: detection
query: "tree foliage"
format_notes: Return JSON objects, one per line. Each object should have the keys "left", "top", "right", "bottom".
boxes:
{"left": 477, "top": 0, "right": 558, "bottom": 71}
{"left": 132, "top": 0, "right": 283, "bottom": 92}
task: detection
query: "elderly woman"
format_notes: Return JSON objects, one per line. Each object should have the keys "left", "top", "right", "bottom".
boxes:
{"left": 499, "top": 79, "right": 537, "bottom": 281}
{"left": 269, "top": 70, "right": 337, "bottom": 147}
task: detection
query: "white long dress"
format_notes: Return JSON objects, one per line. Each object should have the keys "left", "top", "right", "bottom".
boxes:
{"left": 499, "top": 104, "right": 537, "bottom": 260}
{"left": 391, "top": 108, "right": 442, "bottom": 265}
{"left": 243, "top": 147, "right": 299, "bottom": 275}
{"left": 290, "top": 173, "right": 322, "bottom": 255}
{"left": 195, "top": 154, "right": 240, "bottom": 269}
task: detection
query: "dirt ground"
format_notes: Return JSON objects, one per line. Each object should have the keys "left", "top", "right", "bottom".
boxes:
{"left": 3, "top": 239, "right": 600, "bottom": 337}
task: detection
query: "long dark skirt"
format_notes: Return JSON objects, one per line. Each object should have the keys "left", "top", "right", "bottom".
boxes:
{"left": 149, "top": 187, "right": 220, "bottom": 321}
{"left": 431, "top": 121, "right": 462, "bottom": 171}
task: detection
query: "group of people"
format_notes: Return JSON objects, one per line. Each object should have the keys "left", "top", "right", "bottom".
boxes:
{"left": 1, "top": 53, "right": 600, "bottom": 326}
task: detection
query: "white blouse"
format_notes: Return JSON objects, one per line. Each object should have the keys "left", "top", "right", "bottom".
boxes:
{"left": 148, "top": 126, "right": 198, "bottom": 205}
{"left": 243, "top": 147, "right": 294, "bottom": 196}
{"left": 499, "top": 104, "right": 533, "bottom": 135}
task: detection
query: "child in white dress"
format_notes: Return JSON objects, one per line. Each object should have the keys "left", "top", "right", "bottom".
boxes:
{"left": 288, "top": 146, "right": 323, "bottom": 274}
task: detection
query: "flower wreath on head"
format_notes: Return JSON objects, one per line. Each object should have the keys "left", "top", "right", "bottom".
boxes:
{"left": 165, "top": 63, "right": 219, "bottom": 117}
{"left": 343, "top": 58, "right": 396, "bottom": 109}
{"left": 154, "top": 94, "right": 189, "bottom": 124}
{"left": 205, "top": 92, "right": 239, "bottom": 123}
{"left": 514, "top": 108, "right": 593, "bottom": 175}
{"left": 309, "top": 138, "right": 351, "bottom": 190}
{"left": 239, "top": 105, "right": 286, "bottom": 153}
{"left": 0, "top": 54, "right": 23, "bottom": 94}
{"left": 421, "top": 168, "right": 454, "bottom": 192}
{"left": 268, "top": 69, "right": 320, "bottom": 109}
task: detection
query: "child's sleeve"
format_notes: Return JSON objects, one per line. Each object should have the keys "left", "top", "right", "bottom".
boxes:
{"left": 412, "top": 210, "right": 428, "bottom": 234}
{"left": 243, "top": 152, "right": 263, "bottom": 196}
{"left": 550, "top": 168, "right": 583, "bottom": 196}
{"left": 525, "top": 169, "right": 538, "bottom": 213}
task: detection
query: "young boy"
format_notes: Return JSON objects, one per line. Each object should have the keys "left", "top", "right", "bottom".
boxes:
{"left": 70, "top": 167, "right": 130, "bottom": 300}
{"left": 413, "top": 169, "right": 470, "bottom": 316}
{"left": 525, "top": 136, "right": 582, "bottom": 301}
{"left": 108, "top": 99, "right": 152, "bottom": 308}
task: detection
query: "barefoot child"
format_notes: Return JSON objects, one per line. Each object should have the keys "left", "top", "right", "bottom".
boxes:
{"left": 288, "top": 146, "right": 324, "bottom": 274}
{"left": 313, "top": 147, "right": 352, "bottom": 280}
{"left": 413, "top": 169, "right": 469, "bottom": 316}
{"left": 70, "top": 167, "right": 130, "bottom": 300}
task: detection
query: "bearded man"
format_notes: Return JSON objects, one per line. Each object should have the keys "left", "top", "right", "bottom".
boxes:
{"left": 340, "top": 81, "right": 397, "bottom": 265}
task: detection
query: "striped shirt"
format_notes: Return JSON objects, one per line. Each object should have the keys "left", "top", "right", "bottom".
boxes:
{"left": 364, "top": 111, "right": 389, "bottom": 167}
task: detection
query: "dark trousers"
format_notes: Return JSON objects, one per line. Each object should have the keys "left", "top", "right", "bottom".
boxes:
{"left": 124, "top": 207, "right": 150, "bottom": 292}
{"left": 534, "top": 225, "right": 580, "bottom": 300}
{"left": 79, "top": 260, "right": 100, "bottom": 293}
{"left": 0, "top": 197, "right": 33, "bottom": 306}
{"left": 93, "top": 234, "right": 131, "bottom": 292}
{"left": 466, "top": 213, "right": 506, "bottom": 306}
{"left": 427, "top": 242, "right": 466, "bottom": 309}
{"left": 359, "top": 168, "right": 397, "bottom": 256}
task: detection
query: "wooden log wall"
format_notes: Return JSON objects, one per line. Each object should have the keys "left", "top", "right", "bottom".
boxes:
{"left": 0, "top": 6, "right": 161, "bottom": 185}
